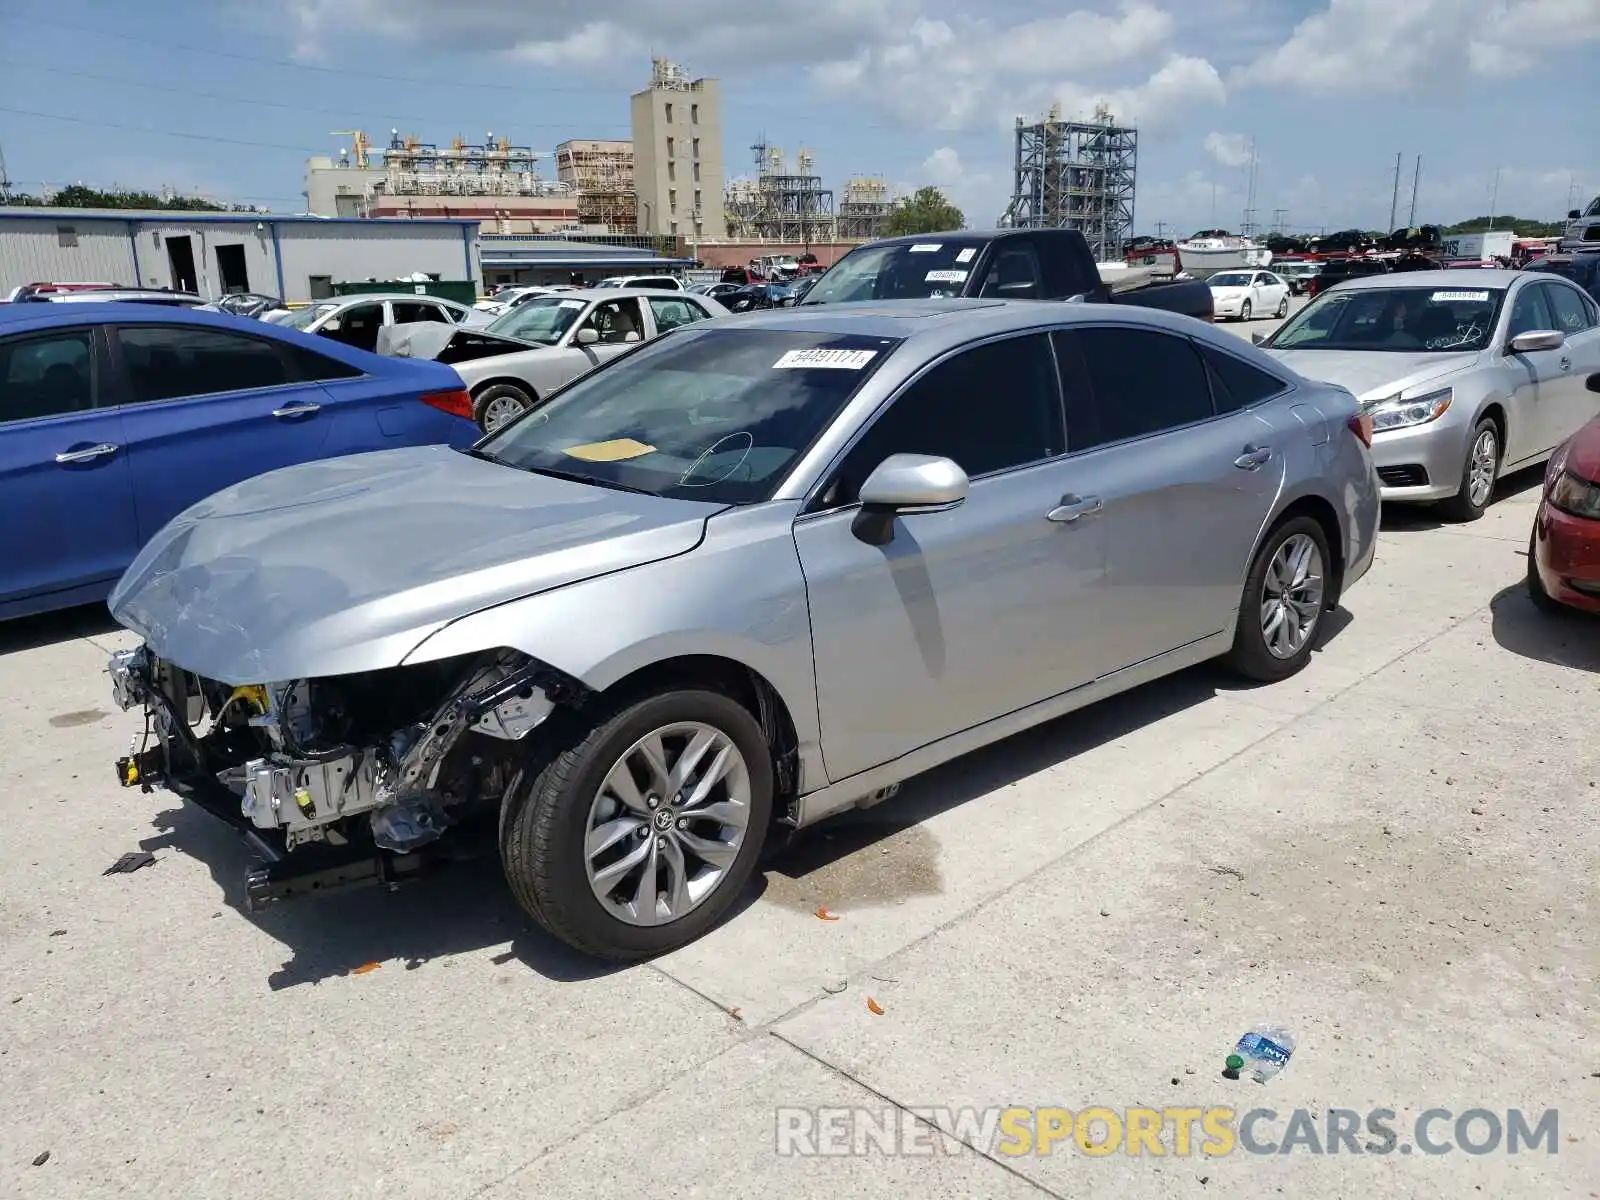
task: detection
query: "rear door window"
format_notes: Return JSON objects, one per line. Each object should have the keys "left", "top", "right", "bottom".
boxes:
{"left": 391, "top": 301, "right": 451, "bottom": 324}
{"left": 976, "top": 242, "right": 1045, "bottom": 300}
{"left": 1055, "top": 327, "right": 1214, "bottom": 450}
{"left": 115, "top": 325, "right": 290, "bottom": 402}
{"left": 1540, "top": 282, "right": 1593, "bottom": 333}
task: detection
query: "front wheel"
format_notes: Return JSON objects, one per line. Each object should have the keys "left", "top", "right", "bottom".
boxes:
{"left": 1436, "top": 418, "right": 1499, "bottom": 523}
{"left": 1240, "top": 300, "right": 1253, "bottom": 321}
{"left": 500, "top": 687, "right": 774, "bottom": 961}
{"left": 1275, "top": 296, "right": 1289, "bottom": 319}
{"left": 473, "top": 382, "right": 535, "bottom": 433}
{"left": 1224, "top": 515, "right": 1331, "bottom": 682}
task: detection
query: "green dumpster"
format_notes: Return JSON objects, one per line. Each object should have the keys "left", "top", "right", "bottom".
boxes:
{"left": 332, "top": 279, "right": 478, "bottom": 306}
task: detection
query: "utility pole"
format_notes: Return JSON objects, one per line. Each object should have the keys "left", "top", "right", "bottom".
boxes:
{"left": 1240, "top": 138, "right": 1260, "bottom": 237}
{"left": 1271, "top": 208, "right": 1288, "bottom": 235}
{"left": 1488, "top": 167, "right": 1501, "bottom": 226}
{"left": 1154, "top": 220, "right": 1168, "bottom": 238}
{"left": 1568, "top": 172, "right": 1579, "bottom": 214}
{"left": 1388, "top": 151, "right": 1402, "bottom": 231}
{"left": 1408, "top": 155, "right": 1422, "bottom": 226}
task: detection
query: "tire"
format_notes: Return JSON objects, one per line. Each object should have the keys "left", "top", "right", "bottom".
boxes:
{"left": 500, "top": 687, "right": 774, "bottom": 962}
{"left": 1224, "top": 515, "right": 1332, "bottom": 683}
{"left": 473, "top": 382, "right": 535, "bottom": 433}
{"left": 1526, "top": 524, "right": 1563, "bottom": 613}
{"left": 1275, "top": 296, "right": 1289, "bottom": 319}
{"left": 1240, "top": 300, "right": 1252, "bottom": 321}
{"left": 1436, "top": 417, "right": 1500, "bottom": 523}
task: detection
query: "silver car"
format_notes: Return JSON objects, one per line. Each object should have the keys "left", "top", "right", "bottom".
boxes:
{"left": 1260, "top": 269, "right": 1600, "bottom": 519}
{"left": 270, "top": 293, "right": 494, "bottom": 353}
{"left": 398, "top": 288, "right": 728, "bottom": 432}
{"left": 104, "top": 300, "right": 1379, "bottom": 961}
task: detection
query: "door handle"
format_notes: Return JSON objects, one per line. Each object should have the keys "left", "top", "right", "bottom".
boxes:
{"left": 1234, "top": 445, "right": 1272, "bottom": 470}
{"left": 272, "top": 401, "right": 322, "bottom": 418}
{"left": 54, "top": 443, "right": 119, "bottom": 464}
{"left": 1046, "top": 494, "right": 1103, "bottom": 522}
{"left": 1559, "top": 356, "right": 1572, "bottom": 370}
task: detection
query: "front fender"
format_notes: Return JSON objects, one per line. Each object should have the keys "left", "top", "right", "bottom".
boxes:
{"left": 402, "top": 501, "right": 827, "bottom": 788}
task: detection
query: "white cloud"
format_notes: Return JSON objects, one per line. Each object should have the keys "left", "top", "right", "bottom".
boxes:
{"left": 1238, "top": 0, "right": 1600, "bottom": 94}
{"left": 918, "top": 147, "right": 1007, "bottom": 226}
{"left": 272, "top": 0, "right": 1225, "bottom": 133}
{"left": 1203, "top": 132, "right": 1253, "bottom": 168}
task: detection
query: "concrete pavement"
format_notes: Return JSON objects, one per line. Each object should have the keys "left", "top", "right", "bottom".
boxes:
{"left": 1, "top": 313, "right": 1595, "bottom": 1197}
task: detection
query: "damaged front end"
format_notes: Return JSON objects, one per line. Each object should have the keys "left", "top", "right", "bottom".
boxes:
{"left": 108, "top": 645, "right": 587, "bottom": 907}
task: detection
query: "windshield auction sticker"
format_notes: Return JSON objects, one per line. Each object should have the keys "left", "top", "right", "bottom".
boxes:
{"left": 773, "top": 349, "right": 879, "bottom": 370}
{"left": 925, "top": 270, "right": 969, "bottom": 283}
{"left": 909, "top": 243, "right": 942, "bottom": 252}
{"left": 1431, "top": 291, "right": 1490, "bottom": 302}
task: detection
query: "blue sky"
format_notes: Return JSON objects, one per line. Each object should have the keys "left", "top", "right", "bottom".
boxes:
{"left": 2, "top": 0, "right": 1595, "bottom": 235}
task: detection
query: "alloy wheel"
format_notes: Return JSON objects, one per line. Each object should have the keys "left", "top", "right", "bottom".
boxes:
{"left": 1259, "top": 533, "right": 1325, "bottom": 659}
{"left": 583, "top": 722, "right": 753, "bottom": 927}
{"left": 1467, "top": 427, "right": 1498, "bottom": 508}
{"left": 481, "top": 393, "right": 529, "bottom": 432}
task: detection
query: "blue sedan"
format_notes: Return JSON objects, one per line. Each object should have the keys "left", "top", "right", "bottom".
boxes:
{"left": 0, "top": 302, "right": 479, "bottom": 620}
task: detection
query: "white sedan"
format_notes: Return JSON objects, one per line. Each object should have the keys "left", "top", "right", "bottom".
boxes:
{"left": 1209, "top": 270, "right": 1291, "bottom": 322}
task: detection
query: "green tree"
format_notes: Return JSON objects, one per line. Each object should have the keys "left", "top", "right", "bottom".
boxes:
{"left": 1444, "top": 214, "right": 1562, "bottom": 237}
{"left": 885, "top": 186, "right": 965, "bottom": 236}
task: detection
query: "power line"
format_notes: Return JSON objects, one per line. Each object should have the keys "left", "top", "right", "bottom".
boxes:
{"left": 0, "top": 106, "right": 325, "bottom": 154}
{"left": 0, "top": 61, "right": 630, "bottom": 132}
{"left": 0, "top": 15, "right": 614, "bottom": 96}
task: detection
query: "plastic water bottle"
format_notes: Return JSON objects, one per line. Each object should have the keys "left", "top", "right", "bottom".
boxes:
{"left": 1229, "top": 1025, "right": 1296, "bottom": 1082}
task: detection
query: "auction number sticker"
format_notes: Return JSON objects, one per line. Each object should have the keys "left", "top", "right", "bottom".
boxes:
{"left": 925, "top": 269, "right": 969, "bottom": 283}
{"left": 773, "top": 348, "right": 879, "bottom": 370}
{"left": 1431, "top": 290, "right": 1489, "bottom": 302}
{"left": 955, "top": 248, "right": 977, "bottom": 263}
{"left": 559, "top": 298, "right": 587, "bottom": 308}
{"left": 910, "top": 243, "right": 942, "bottom": 253}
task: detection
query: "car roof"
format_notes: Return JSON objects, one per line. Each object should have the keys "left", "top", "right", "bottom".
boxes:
{"left": 712, "top": 296, "right": 1251, "bottom": 352}
{"left": 522, "top": 287, "right": 697, "bottom": 302}
{"left": 1328, "top": 268, "right": 1523, "bottom": 290}
{"left": 318, "top": 293, "right": 466, "bottom": 305}
{"left": 0, "top": 300, "right": 324, "bottom": 332}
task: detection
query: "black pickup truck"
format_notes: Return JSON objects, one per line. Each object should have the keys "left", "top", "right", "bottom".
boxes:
{"left": 798, "top": 228, "right": 1214, "bottom": 321}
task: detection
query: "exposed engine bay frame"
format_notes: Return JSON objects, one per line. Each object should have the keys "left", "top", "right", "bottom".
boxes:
{"left": 109, "top": 644, "right": 591, "bottom": 908}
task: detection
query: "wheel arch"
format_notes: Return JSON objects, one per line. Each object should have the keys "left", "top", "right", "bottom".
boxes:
{"left": 468, "top": 375, "right": 539, "bottom": 401}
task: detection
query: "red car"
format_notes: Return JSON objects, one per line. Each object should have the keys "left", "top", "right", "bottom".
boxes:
{"left": 1529, "top": 374, "right": 1600, "bottom": 613}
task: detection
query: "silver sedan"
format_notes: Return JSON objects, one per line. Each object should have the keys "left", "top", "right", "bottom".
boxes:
{"left": 1260, "top": 269, "right": 1600, "bottom": 519}
{"left": 105, "top": 300, "right": 1378, "bottom": 961}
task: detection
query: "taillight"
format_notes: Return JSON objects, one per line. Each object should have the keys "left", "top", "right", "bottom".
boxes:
{"left": 420, "top": 388, "right": 474, "bottom": 420}
{"left": 1347, "top": 411, "right": 1373, "bottom": 448}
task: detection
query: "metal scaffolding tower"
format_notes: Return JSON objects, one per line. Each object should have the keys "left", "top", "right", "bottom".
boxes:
{"left": 723, "top": 142, "right": 837, "bottom": 243}
{"left": 1000, "top": 103, "right": 1137, "bottom": 260}
{"left": 837, "top": 177, "right": 894, "bottom": 240}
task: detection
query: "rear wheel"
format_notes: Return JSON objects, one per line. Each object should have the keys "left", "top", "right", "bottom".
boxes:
{"left": 1224, "top": 515, "right": 1330, "bottom": 682}
{"left": 1240, "top": 300, "right": 1253, "bottom": 321}
{"left": 500, "top": 687, "right": 773, "bottom": 962}
{"left": 1436, "top": 418, "right": 1499, "bottom": 523}
{"left": 474, "top": 382, "right": 535, "bottom": 433}
{"left": 1275, "top": 296, "right": 1289, "bottom": 319}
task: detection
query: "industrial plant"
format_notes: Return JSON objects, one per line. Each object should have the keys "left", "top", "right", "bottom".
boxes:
{"left": 1002, "top": 102, "right": 1139, "bottom": 261}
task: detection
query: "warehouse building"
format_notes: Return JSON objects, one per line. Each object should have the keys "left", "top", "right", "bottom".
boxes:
{"left": 0, "top": 209, "right": 480, "bottom": 303}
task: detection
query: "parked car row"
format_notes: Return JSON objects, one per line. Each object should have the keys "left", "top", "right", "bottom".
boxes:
{"left": 6, "top": 227, "right": 1599, "bottom": 966}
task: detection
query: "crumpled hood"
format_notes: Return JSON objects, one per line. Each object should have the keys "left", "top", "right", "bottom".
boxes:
{"left": 109, "top": 444, "right": 723, "bottom": 684}
{"left": 1267, "top": 349, "right": 1482, "bottom": 403}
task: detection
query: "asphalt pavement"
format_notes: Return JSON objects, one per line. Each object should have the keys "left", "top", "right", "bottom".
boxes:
{"left": 2, "top": 302, "right": 1595, "bottom": 1198}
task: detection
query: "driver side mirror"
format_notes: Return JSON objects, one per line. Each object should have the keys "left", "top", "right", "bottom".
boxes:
{"left": 575, "top": 326, "right": 599, "bottom": 346}
{"left": 1570, "top": 209, "right": 1582, "bottom": 220}
{"left": 851, "top": 454, "right": 969, "bottom": 546}
{"left": 623, "top": 330, "right": 640, "bottom": 342}
{"left": 1507, "top": 329, "right": 1565, "bottom": 354}
{"left": 322, "top": 318, "right": 342, "bottom": 332}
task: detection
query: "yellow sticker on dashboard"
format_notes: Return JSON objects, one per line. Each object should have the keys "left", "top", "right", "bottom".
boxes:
{"left": 563, "top": 438, "right": 656, "bottom": 462}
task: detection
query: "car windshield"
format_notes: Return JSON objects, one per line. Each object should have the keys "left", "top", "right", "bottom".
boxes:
{"left": 279, "top": 302, "right": 341, "bottom": 330}
{"left": 1584, "top": 197, "right": 1600, "bottom": 218}
{"left": 1209, "top": 273, "right": 1254, "bottom": 287}
{"left": 474, "top": 328, "right": 901, "bottom": 504}
{"left": 486, "top": 295, "right": 587, "bottom": 344}
{"left": 1268, "top": 285, "right": 1505, "bottom": 352}
{"left": 800, "top": 239, "right": 983, "bottom": 304}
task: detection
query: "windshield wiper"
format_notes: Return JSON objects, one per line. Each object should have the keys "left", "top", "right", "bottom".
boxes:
{"left": 525, "top": 464, "right": 658, "bottom": 496}
{"left": 457, "top": 446, "right": 503, "bottom": 464}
